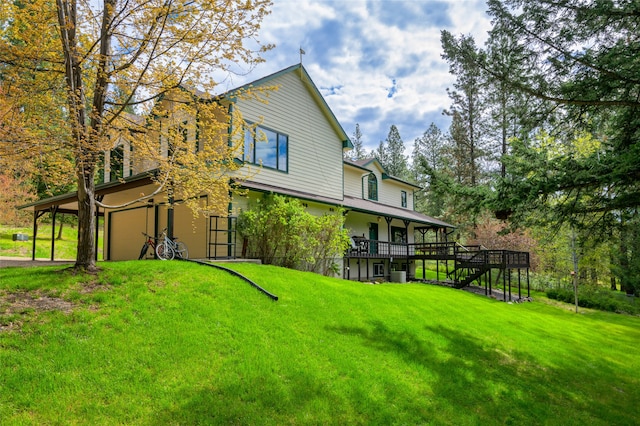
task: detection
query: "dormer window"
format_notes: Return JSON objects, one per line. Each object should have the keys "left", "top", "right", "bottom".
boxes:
{"left": 367, "top": 173, "right": 378, "bottom": 201}
{"left": 401, "top": 190, "right": 407, "bottom": 208}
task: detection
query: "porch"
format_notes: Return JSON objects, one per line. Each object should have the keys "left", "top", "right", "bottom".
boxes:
{"left": 344, "top": 239, "right": 531, "bottom": 301}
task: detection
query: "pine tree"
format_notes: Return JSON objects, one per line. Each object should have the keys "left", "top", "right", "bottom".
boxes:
{"left": 344, "top": 123, "right": 367, "bottom": 160}
{"left": 412, "top": 123, "right": 448, "bottom": 217}
{"left": 441, "top": 32, "right": 488, "bottom": 187}
{"left": 378, "top": 125, "right": 408, "bottom": 178}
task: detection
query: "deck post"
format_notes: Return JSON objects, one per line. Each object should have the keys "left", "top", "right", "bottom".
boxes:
{"left": 527, "top": 268, "right": 530, "bottom": 298}
{"left": 488, "top": 268, "right": 492, "bottom": 296}
{"left": 366, "top": 258, "right": 369, "bottom": 281}
{"left": 508, "top": 268, "right": 512, "bottom": 301}
{"left": 503, "top": 264, "right": 507, "bottom": 302}
{"left": 518, "top": 269, "right": 522, "bottom": 299}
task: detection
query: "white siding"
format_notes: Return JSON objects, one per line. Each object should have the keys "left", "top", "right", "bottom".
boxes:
{"left": 344, "top": 164, "right": 416, "bottom": 210}
{"left": 343, "top": 167, "right": 366, "bottom": 198}
{"left": 233, "top": 72, "right": 344, "bottom": 200}
{"left": 378, "top": 179, "right": 415, "bottom": 210}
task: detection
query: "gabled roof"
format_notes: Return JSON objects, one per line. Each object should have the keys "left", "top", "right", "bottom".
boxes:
{"left": 220, "top": 64, "right": 353, "bottom": 149}
{"left": 344, "top": 158, "right": 421, "bottom": 189}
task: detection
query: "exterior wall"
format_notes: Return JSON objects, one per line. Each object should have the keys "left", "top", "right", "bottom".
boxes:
{"left": 379, "top": 179, "right": 414, "bottom": 210}
{"left": 232, "top": 71, "right": 345, "bottom": 201}
{"left": 344, "top": 164, "right": 416, "bottom": 210}
{"left": 344, "top": 167, "right": 366, "bottom": 199}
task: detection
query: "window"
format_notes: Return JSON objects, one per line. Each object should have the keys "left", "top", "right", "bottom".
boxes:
{"left": 391, "top": 226, "right": 407, "bottom": 244}
{"left": 168, "top": 122, "right": 190, "bottom": 160}
{"left": 373, "top": 263, "right": 384, "bottom": 277}
{"left": 109, "top": 145, "right": 125, "bottom": 181}
{"left": 401, "top": 190, "right": 407, "bottom": 208}
{"left": 243, "top": 124, "right": 288, "bottom": 172}
{"left": 367, "top": 173, "right": 378, "bottom": 201}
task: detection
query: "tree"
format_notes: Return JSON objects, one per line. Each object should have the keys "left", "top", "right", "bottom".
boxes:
{"left": 377, "top": 124, "right": 409, "bottom": 178}
{"left": 345, "top": 123, "right": 367, "bottom": 160}
{"left": 411, "top": 123, "right": 448, "bottom": 216}
{"left": 482, "top": 0, "right": 640, "bottom": 219}
{"left": 1, "top": 0, "right": 273, "bottom": 271}
{"left": 441, "top": 32, "right": 488, "bottom": 188}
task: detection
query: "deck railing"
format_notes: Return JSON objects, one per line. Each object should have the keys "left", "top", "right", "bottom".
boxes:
{"left": 346, "top": 239, "right": 529, "bottom": 268}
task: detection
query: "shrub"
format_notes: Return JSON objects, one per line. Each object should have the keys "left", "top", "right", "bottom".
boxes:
{"left": 546, "top": 286, "right": 639, "bottom": 315}
{"left": 237, "top": 194, "right": 350, "bottom": 275}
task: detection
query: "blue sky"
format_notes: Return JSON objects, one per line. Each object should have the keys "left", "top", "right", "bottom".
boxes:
{"left": 217, "top": 0, "right": 492, "bottom": 155}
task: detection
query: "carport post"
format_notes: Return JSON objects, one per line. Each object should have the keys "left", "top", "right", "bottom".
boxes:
{"left": 50, "top": 206, "right": 58, "bottom": 261}
{"left": 32, "top": 211, "right": 37, "bottom": 261}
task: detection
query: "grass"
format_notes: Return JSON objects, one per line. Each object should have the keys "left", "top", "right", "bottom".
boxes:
{"left": 0, "top": 222, "right": 103, "bottom": 260}
{"left": 1, "top": 261, "right": 639, "bottom": 425}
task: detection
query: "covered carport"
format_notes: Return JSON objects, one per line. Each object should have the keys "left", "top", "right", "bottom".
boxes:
{"left": 19, "top": 174, "right": 155, "bottom": 261}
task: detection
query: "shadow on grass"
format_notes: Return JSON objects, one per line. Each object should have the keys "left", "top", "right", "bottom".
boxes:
{"left": 148, "top": 321, "right": 638, "bottom": 425}
{"left": 322, "top": 321, "right": 633, "bottom": 425}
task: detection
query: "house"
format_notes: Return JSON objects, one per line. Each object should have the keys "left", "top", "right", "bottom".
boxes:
{"left": 21, "top": 64, "right": 529, "bottom": 289}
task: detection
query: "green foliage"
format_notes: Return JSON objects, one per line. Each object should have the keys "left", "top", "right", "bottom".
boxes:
{"left": 546, "top": 287, "right": 639, "bottom": 316}
{"left": 344, "top": 123, "right": 368, "bottom": 160}
{"left": 376, "top": 125, "right": 409, "bottom": 179}
{"left": 236, "top": 194, "right": 350, "bottom": 275}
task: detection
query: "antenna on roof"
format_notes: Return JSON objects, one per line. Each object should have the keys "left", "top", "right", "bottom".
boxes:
{"left": 299, "top": 47, "right": 306, "bottom": 64}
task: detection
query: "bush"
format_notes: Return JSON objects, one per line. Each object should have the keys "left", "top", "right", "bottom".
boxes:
{"left": 546, "top": 287, "right": 639, "bottom": 315}
{"left": 237, "top": 194, "right": 350, "bottom": 275}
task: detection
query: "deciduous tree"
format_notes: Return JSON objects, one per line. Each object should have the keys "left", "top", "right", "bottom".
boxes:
{"left": 0, "top": 0, "right": 273, "bottom": 271}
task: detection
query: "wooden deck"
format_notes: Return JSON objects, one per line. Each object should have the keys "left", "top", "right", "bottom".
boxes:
{"left": 345, "top": 240, "right": 530, "bottom": 296}
{"left": 346, "top": 240, "right": 529, "bottom": 267}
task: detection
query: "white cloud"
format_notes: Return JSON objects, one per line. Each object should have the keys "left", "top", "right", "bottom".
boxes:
{"left": 223, "top": 0, "right": 493, "bottom": 155}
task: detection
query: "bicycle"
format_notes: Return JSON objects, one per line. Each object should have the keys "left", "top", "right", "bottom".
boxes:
{"left": 155, "top": 228, "right": 189, "bottom": 260}
{"left": 138, "top": 232, "right": 157, "bottom": 260}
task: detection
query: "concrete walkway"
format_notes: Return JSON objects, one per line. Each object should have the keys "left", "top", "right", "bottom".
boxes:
{"left": 0, "top": 257, "right": 74, "bottom": 268}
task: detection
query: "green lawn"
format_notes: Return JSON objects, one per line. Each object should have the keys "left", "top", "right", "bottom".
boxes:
{"left": 1, "top": 261, "right": 639, "bottom": 425}
{"left": 0, "top": 223, "right": 103, "bottom": 260}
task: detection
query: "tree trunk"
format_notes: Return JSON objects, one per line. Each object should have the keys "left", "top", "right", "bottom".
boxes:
{"left": 56, "top": 215, "right": 64, "bottom": 240}
{"left": 76, "top": 170, "right": 97, "bottom": 270}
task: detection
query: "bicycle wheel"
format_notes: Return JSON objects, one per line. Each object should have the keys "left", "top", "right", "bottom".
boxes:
{"left": 174, "top": 241, "right": 189, "bottom": 259}
{"left": 138, "top": 242, "right": 149, "bottom": 260}
{"left": 156, "top": 241, "right": 175, "bottom": 260}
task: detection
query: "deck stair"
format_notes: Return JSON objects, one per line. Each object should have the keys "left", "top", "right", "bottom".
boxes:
{"left": 449, "top": 246, "right": 491, "bottom": 288}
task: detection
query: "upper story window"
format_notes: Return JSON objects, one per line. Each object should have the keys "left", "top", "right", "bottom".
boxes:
{"left": 401, "top": 190, "right": 407, "bottom": 208}
{"left": 107, "top": 143, "right": 132, "bottom": 182}
{"left": 167, "top": 121, "right": 197, "bottom": 160}
{"left": 243, "top": 124, "right": 288, "bottom": 172}
{"left": 367, "top": 173, "right": 378, "bottom": 201}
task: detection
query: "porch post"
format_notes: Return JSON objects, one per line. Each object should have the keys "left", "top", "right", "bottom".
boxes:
{"left": 434, "top": 227, "right": 439, "bottom": 281}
